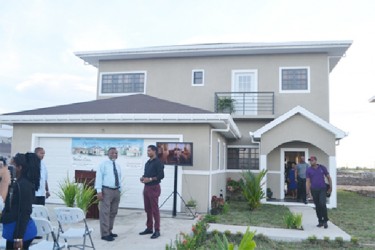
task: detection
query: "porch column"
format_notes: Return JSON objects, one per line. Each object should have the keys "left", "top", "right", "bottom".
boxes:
{"left": 328, "top": 156, "right": 337, "bottom": 208}
{"left": 260, "top": 154, "right": 267, "bottom": 203}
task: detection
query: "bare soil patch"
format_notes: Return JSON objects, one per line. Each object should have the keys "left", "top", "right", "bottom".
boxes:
{"left": 337, "top": 169, "right": 375, "bottom": 197}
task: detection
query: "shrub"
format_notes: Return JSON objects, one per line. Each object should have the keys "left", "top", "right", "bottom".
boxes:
{"left": 334, "top": 236, "right": 344, "bottom": 247}
{"left": 307, "top": 235, "right": 318, "bottom": 244}
{"left": 224, "top": 230, "right": 232, "bottom": 237}
{"left": 240, "top": 169, "right": 267, "bottom": 210}
{"left": 213, "top": 227, "right": 256, "bottom": 250}
{"left": 350, "top": 236, "right": 358, "bottom": 245}
{"left": 204, "top": 214, "right": 218, "bottom": 223}
{"left": 165, "top": 215, "right": 209, "bottom": 250}
{"left": 56, "top": 175, "right": 78, "bottom": 207}
{"left": 283, "top": 211, "right": 303, "bottom": 229}
{"left": 226, "top": 178, "right": 243, "bottom": 193}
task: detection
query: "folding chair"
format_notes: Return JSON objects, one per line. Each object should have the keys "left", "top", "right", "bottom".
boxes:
{"left": 32, "top": 204, "right": 53, "bottom": 240}
{"left": 54, "top": 207, "right": 95, "bottom": 250}
{"left": 32, "top": 204, "right": 52, "bottom": 221}
{"left": 0, "top": 238, "right": 5, "bottom": 250}
{"left": 30, "top": 217, "right": 63, "bottom": 250}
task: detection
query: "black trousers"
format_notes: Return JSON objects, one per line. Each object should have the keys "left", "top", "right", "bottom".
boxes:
{"left": 6, "top": 239, "right": 33, "bottom": 250}
{"left": 297, "top": 177, "right": 307, "bottom": 202}
{"left": 33, "top": 196, "right": 46, "bottom": 205}
{"left": 311, "top": 188, "right": 329, "bottom": 223}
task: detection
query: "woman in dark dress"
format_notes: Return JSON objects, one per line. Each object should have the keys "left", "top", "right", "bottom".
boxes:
{"left": 288, "top": 162, "right": 298, "bottom": 199}
{"left": 1, "top": 153, "right": 40, "bottom": 250}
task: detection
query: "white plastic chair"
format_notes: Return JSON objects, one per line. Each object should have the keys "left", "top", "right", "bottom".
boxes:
{"left": 0, "top": 238, "right": 5, "bottom": 250}
{"left": 32, "top": 204, "right": 53, "bottom": 240}
{"left": 30, "top": 217, "right": 62, "bottom": 250}
{"left": 32, "top": 204, "right": 52, "bottom": 221}
{"left": 54, "top": 207, "right": 95, "bottom": 250}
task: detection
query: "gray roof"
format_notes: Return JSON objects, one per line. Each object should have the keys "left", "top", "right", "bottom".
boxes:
{"left": 3, "top": 94, "right": 212, "bottom": 115}
{"left": 75, "top": 41, "right": 352, "bottom": 71}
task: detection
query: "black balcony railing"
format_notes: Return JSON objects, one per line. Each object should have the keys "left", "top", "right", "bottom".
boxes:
{"left": 215, "top": 92, "right": 274, "bottom": 116}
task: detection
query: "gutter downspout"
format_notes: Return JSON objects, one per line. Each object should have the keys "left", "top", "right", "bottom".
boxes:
{"left": 208, "top": 122, "right": 231, "bottom": 213}
{"left": 249, "top": 132, "right": 267, "bottom": 203}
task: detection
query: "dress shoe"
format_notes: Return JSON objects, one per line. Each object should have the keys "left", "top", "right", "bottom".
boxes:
{"left": 151, "top": 231, "right": 160, "bottom": 239}
{"left": 316, "top": 223, "right": 323, "bottom": 227}
{"left": 101, "top": 235, "right": 115, "bottom": 241}
{"left": 139, "top": 228, "right": 153, "bottom": 235}
{"left": 110, "top": 233, "right": 118, "bottom": 237}
{"left": 323, "top": 222, "right": 328, "bottom": 229}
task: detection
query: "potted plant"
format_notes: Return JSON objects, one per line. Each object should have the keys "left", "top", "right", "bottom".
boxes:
{"left": 75, "top": 181, "right": 98, "bottom": 214}
{"left": 210, "top": 195, "right": 225, "bottom": 215}
{"left": 217, "top": 97, "right": 235, "bottom": 113}
{"left": 56, "top": 176, "right": 78, "bottom": 207}
{"left": 267, "top": 187, "right": 273, "bottom": 199}
{"left": 185, "top": 198, "right": 197, "bottom": 216}
{"left": 56, "top": 176, "right": 98, "bottom": 215}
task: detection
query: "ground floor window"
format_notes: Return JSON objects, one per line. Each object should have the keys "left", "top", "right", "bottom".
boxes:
{"left": 227, "top": 147, "right": 259, "bottom": 170}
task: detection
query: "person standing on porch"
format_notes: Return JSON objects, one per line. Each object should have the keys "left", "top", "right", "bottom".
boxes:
{"left": 296, "top": 155, "right": 309, "bottom": 204}
{"left": 306, "top": 156, "right": 332, "bottom": 229}
{"left": 95, "top": 147, "right": 122, "bottom": 241}
{"left": 139, "top": 145, "right": 164, "bottom": 239}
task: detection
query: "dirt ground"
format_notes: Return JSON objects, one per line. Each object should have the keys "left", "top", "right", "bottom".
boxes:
{"left": 337, "top": 169, "right": 375, "bottom": 198}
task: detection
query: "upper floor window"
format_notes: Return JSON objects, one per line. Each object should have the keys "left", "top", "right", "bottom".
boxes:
{"left": 192, "top": 70, "right": 204, "bottom": 86}
{"left": 279, "top": 67, "right": 310, "bottom": 93}
{"left": 227, "top": 147, "right": 259, "bottom": 170}
{"left": 100, "top": 72, "right": 146, "bottom": 95}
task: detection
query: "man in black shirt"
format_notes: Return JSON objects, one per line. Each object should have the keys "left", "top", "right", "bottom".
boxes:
{"left": 139, "top": 145, "right": 164, "bottom": 239}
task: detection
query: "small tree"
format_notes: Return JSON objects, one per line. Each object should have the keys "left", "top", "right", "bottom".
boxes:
{"left": 240, "top": 169, "right": 267, "bottom": 210}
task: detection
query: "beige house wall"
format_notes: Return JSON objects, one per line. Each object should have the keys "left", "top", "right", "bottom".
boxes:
{"left": 12, "top": 123, "right": 212, "bottom": 171}
{"left": 97, "top": 53, "right": 329, "bottom": 120}
{"left": 260, "top": 114, "right": 336, "bottom": 156}
{"left": 12, "top": 122, "right": 230, "bottom": 212}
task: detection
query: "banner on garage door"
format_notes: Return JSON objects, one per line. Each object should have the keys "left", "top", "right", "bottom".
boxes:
{"left": 72, "top": 138, "right": 144, "bottom": 170}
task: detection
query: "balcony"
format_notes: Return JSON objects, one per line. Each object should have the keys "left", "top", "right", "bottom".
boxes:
{"left": 215, "top": 92, "right": 274, "bottom": 118}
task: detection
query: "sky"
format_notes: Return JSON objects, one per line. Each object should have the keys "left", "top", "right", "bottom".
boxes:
{"left": 0, "top": 0, "right": 374, "bottom": 168}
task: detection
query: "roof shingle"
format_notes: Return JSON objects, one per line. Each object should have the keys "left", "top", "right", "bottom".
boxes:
{"left": 4, "top": 94, "right": 212, "bottom": 115}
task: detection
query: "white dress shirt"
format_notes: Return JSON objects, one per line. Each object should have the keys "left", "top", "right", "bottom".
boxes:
{"left": 95, "top": 159, "right": 122, "bottom": 193}
{"left": 35, "top": 161, "right": 48, "bottom": 196}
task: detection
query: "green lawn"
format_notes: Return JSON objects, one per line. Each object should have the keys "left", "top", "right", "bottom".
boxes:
{"left": 216, "top": 202, "right": 289, "bottom": 228}
{"left": 329, "top": 190, "right": 375, "bottom": 244}
{"left": 208, "top": 190, "right": 375, "bottom": 249}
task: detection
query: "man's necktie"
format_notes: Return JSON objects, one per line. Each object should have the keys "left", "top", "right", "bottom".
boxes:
{"left": 113, "top": 161, "right": 119, "bottom": 187}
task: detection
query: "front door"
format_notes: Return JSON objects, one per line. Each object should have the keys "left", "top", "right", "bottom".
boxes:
{"left": 232, "top": 70, "right": 257, "bottom": 115}
{"left": 280, "top": 148, "right": 307, "bottom": 199}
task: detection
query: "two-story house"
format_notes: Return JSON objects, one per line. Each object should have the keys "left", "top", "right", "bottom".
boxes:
{"left": 0, "top": 41, "right": 351, "bottom": 212}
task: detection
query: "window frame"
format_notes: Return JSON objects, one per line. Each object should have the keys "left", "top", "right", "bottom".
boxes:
{"left": 226, "top": 145, "right": 259, "bottom": 170}
{"left": 99, "top": 71, "right": 147, "bottom": 96}
{"left": 279, "top": 66, "right": 310, "bottom": 93}
{"left": 191, "top": 69, "right": 204, "bottom": 86}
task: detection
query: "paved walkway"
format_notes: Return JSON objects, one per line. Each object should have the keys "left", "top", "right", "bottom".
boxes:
{"left": 38, "top": 204, "right": 350, "bottom": 250}
{"left": 209, "top": 205, "right": 351, "bottom": 242}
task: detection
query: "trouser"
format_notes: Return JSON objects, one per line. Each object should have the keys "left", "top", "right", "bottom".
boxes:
{"left": 311, "top": 188, "right": 329, "bottom": 223}
{"left": 6, "top": 239, "right": 33, "bottom": 249}
{"left": 99, "top": 187, "right": 121, "bottom": 237}
{"left": 143, "top": 184, "right": 161, "bottom": 231}
{"left": 297, "top": 177, "right": 306, "bottom": 202}
{"left": 34, "top": 196, "right": 46, "bottom": 205}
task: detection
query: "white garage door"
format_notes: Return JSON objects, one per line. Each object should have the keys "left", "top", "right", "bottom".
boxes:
{"left": 35, "top": 136, "right": 181, "bottom": 211}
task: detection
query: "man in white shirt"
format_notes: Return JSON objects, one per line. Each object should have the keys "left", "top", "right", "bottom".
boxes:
{"left": 34, "top": 147, "right": 50, "bottom": 205}
{"left": 95, "top": 147, "right": 122, "bottom": 242}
